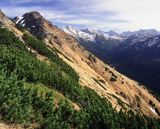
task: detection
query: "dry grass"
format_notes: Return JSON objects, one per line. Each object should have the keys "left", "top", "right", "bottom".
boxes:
{"left": 4, "top": 12, "right": 160, "bottom": 118}
{"left": 42, "top": 20, "right": 160, "bottom": 118}
{"left": 0, "top": 122, "right": 22, "bottom": 129}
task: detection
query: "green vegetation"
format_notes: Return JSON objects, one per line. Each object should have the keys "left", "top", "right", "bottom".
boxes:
{"left": 110, "top": 77, "right": 117, "bottom": 82}
{"left": 109, "top": 70, "right": 117, "bottom": 79}
{"left": 0, "top": 27, "right": 160, "bottom": 129}
{"left": 0, "top": 71, "right": 77, "bottom": 128}
{"left": 92, "top": 77, "right": 107, "bottom": 90}
{"left": 105, "top": 67, "right": 109, "bottom": 71}
{"left": 99, "top": 79, "right": 105, "bottom": 84}
{"left": 23, "top": 33, "right": 78, "bottom": 81}
{"left": 110, "top": 94, "right": 125, "bottom": 108}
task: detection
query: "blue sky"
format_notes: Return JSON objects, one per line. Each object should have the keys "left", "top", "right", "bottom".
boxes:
{"left": 1, "top": 0, "right": 160, "bottom": 32}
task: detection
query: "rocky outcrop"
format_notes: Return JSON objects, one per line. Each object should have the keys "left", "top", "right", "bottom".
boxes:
{"left": 15, "top": 11, "right": 56, "bottom": 39}
{"left": 22, "top": 11, "right": 47, "bottom": 38}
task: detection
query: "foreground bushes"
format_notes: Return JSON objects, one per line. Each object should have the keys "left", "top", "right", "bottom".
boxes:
{"left": 0, "top": 70, "right": 78, "bottom": 129}
{"left": 0, "top": 27, "right": 160, "bottom": 129}
{"left": 23, "top": 34, "right": 79, "bottom": 81}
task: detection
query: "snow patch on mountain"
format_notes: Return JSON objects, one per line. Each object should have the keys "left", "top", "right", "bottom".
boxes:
{"left": 121, "top": 29, "right": 160, "bottom": 38}
{"left": 82, "top": 29, "right": 124, "bottom": 40}
{"left": 121, "top": 29, "right": 160, "bottom": 48}
{"left": 14, "top": 16, "right": 26, "bottom": 27}
{"left": 63, "top": 25, "right": 124, "bottom": 42}
{"left": 147, "top": 36, "right": 159, "bottom": 47}
{"left": 63, "top": 26, "right": 95, "bottom": 41}
{"left": 148, "top": 106, "right": 158, "bottom": 116}
{"left": 15, "top": 16, "right": 24, "bottom": 24}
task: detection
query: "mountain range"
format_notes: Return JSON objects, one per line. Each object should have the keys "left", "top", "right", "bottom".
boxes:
{"left": 63, "top": 25, "right": 160, "bottom": 42}
{"left": 0, "top": 9, "right": 160, "bottom": 128}
{"left": 64, "top": 26, "right": 160, "bottom": 93}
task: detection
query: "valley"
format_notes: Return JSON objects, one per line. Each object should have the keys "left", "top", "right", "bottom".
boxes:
{"left": 0, "top": 9, "right": 160, "bottom": 129}
{"left": 64, "top": 26, "right": 160, "bottom": 94}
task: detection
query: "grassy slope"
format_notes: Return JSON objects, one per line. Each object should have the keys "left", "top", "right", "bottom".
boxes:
{"left": 0, "top": 26, "right": 160, "bottom": 129}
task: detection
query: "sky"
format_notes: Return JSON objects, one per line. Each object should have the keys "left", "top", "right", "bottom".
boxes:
{"left": 0, "top": 0, "right": 160, "bottom": 32}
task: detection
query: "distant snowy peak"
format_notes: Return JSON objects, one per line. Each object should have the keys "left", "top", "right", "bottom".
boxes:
{"left": 122, "top": 29, "right": 160, "bottom": 38}
{"left": 137, "top": 35, "right": 160, "bottom": 48}
{"left": 81, "top": 28, "right": 124, "bottom": 40}
{"left": 146, "top": 36, "right": 160, "bottom": 47}
{"left": 121, "top": 31, "right": 133, "bottom": 37}
{"left": 107, "top": 30, "right": 118, "bottom": 36}
{"left": 121, "top": 29, "right": 160, "bottom": 46}
{"left": 81, "top": 28, "right": 97, "bottom": 35}
{"left": 63, "top": 25, "right": 95, "bottom": 41}
{"left": 64, "top": 26, "right": 160, "bottom": 46}
{"left": 63, "top": 25, "right": 124, "bottom": 42}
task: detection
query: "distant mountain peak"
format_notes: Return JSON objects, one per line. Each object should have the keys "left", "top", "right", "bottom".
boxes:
{"left": 107, "top": 30, "right": 118, "bottom": 36}
{"left": 65, "top": 25, "right": 74, "bottom": 29}
{"left": 121, "top": 29, "right": 160, "bottom": 38}
{"left": 63, "top": 25, "right": 124, "bottom": 42}
{"left": 15, "top": 11, "right": 53, "bottom": 38}
{"left": 1, "top": 9, "right": 160, "bottom": 120}
{"left": 63, "top": 26, "right": 96, "bottom": 42}
{"left": 82, "top": 28, "right": 97, "bottom": 34}
{"left": 23, "top": 11, "right": 44, "bottom": 21}
{"left": 22, "top": 11, "right": 45, "bottom": 23}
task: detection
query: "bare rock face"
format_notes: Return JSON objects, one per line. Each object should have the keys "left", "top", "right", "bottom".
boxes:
{"left": 16, "top": 11, "right": 64, "bottom": 45}
{"left": 15, "top": 11, "right": 55, "bottom": 39}
{"left": 22, "top": 11, "right": 47, "bottom": 39}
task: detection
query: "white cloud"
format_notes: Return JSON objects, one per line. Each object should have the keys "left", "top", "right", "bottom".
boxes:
{"left": 55, "top": 19, "right": 97, "bottom": 25}
{"left": 1, "top": 0, "right": 160, "bottom": 32}
{"left": 90, "top": 0, "right": 160, "bottom": 31}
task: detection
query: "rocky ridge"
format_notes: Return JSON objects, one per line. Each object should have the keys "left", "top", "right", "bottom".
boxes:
{"left": 6, "top": 10, "right": 160, "bottom": 118}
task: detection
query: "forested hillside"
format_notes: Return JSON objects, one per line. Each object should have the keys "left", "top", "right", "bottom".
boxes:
{"left": 0, "top": 24, "right": 160, "bottom": 129}
{"left": 12, "top": 11, "right": 160, "bottom": 118}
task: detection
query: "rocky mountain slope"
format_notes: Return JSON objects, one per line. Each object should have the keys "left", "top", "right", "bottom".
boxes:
{"left": 14, "top": 11, "right": 160, "bottom": 117}
{"left": 64, "top": 26, "right": 160, "bottom": 94}
{"left": 64, "top": 26, "right": 160, "bottom": 62}
{"left": 63, "top": 25, "right": 124, "bottom": 41}
{"left": 0, "top": 10, "right": 23, "bottom": 37}
{"left": 63, "top": 26, "right": 160, "bottom": 44}
{"left": 63, "top": 26, "right": 123, "bottom": 62}
{"left": 0, "top": 9, "right": 160, "bottom": 128}
{"left": 110, "top": 35, "right": 160, "bottom": 93}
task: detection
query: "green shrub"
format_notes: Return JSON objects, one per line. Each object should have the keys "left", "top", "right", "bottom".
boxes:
{"left": 23, "top": 34, "right": 79, "bottom": 81}
{"left": 0, "top": 27, "right": 159, "bottom": 129}
{"left": 110, "top": 77, "right": 117, "bottom": 82}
